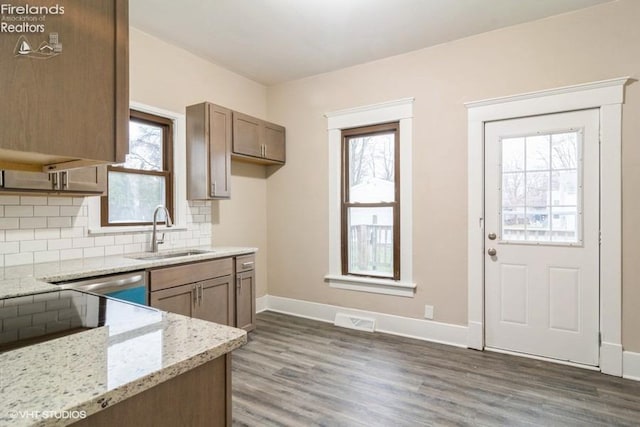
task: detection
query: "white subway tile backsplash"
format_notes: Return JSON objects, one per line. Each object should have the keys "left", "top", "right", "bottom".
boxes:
{"left": 0, "top": 218, "right": 19, "bottom": 229}
{"left": 72, "top": 237, "right": 94, "bottom": 248}
{"left": 0, "top": 197, "right": 212, "bottom": 266}
{"left": 34, "top": 250, "right": 60, "bottom": 263}
{"left": 20, "top": 196, "right": 47, "bottom": 205}
{"left": 104, "top": 245, "right": 124, "bottom": 256}
{"left": 34, "top": 206, "right": 61, "bottom": 217}
{"left": 6, "top": 230, "right": 34, "bottom": 242}
{"left": 5, "top": 253, "right": 34, "bottom": 267}
{"left": 20, "top": 240, "right": 47, "bottom": 253}
{"left": 0, "top": 196, "right": 20, "bottom": 204}
{"left": 114, "top": 235, "right": 133, "bottom": 245}
{"left": 35, "top": 228, "right": 61, "bottom": 240}
{"left": 83, "top": 247, "right": 104, "bottom": 258}
{"left": 60, "top": 227, "right": 83, "bottom": 238}
{"left": 47, "top": 217, "right": 72, "bottom": 228}
{"left": 47, "top": 197, "right": 72, "bottom": 206}
{"left": 19, "top": 217, "right": 47, "bottom": 229}
{"left": 60, "top": 248, "right": 83, "bottom": 260}
{"left": 5, "top": 205, "right": 34, "bottom": 217}
{"left": 0, "top": 242, "right": 20, "bottom": 255}
{"left": 94, "top": 236, "right": 114, "bottom": 247}
{"left": 48, "top": 239, "right": 72, "bottom": 250}
{"left": 59, "top": 206, "right": 81, "bottom": 216}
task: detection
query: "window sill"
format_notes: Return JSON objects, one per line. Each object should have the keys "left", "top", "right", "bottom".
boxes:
{"left": 88, "top": 225, "right": 187, "bottom": 236}
{"left": 324, "top": 274, "right": 416, "bottom": 297}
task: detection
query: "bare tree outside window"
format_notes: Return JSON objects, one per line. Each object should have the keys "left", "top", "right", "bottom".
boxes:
{"left": 101, "top": 110, "right": 174, "bottom": 226}
{"left": 342, "top": 122, "right": 399, "bottom": 280}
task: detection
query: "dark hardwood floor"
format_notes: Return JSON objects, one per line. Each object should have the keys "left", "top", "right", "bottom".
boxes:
{"left": 232, "top": 312, "right": 640, "bottom": 426}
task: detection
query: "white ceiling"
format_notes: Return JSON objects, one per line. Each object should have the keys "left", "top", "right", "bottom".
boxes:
{"left": 130, "top": 0, "right": 613, "bottom": 86}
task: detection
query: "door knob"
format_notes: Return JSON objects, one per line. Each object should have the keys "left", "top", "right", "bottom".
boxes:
{"left": 487, "top": 248, "right": 497, "bottom": 256}
{"left": 488, "top": 233, "right": 497, "bottom": 240}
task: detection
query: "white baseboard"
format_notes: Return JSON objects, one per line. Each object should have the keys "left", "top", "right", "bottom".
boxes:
{"left": 601, "top": 341, "right": 623, "bottom": 376}
{"left": 261, "top": 295, "right": 468, "bottom": 348}
{"left": 256, "top": 295, "right": 268, "bottom": 313}
{"left": 467, "top": 321, "right": 483, "bottom": 350}
{"left": 623, "top": 351, "right": 640, "bottom": 381}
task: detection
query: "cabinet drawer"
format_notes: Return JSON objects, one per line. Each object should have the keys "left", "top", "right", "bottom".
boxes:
{"left": 235, "top": 254, "right": 255, "bottom": 273}
{"left": 149, "top": 258, "right": 233, "bottom": 292}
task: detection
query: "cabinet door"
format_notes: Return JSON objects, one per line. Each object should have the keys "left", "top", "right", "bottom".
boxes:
{"left": 0, "top": 0, "right": 128, "bottom": 164}
{"left": 150, "top": 284, "right": 196, "bottom": 317}
{"left": 232, "top": 112, "right": 262, "bottom": 158}
{"left": 264, "top": 122, "right": 286, "bottom": 163}
{"left": 63, "top": 167, "right": 106, "bottom": 194}
{"left": 208, "top": 104, "right": 232, "bottom": 198}
{"left": 1, "top": 171, "right": 53, "bottom": 191}
{"left": 236, "top": 270, "right": 256, "bottom": 331}
{"left": 196, "top": 276, "right": 234, "bottom": 326}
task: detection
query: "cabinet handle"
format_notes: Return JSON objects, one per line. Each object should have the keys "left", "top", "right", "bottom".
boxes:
{"left": 192, "top": 284, "right": 197, "bottom": 306}
{"left": 51, "top": 172, "right": 59, "bottom": 190}
{"left": 0, "top": 170, "right": 4, "bottom": 188}
{"left": 241, "top": 261, "right": 254, "bottom": 269}
{"left": 264, "top": 144, "right": 267, "bottom": 158}
{"left": 236, "top": 276, "right": 241, "bottom": 293}
{"left": 61, "top": 171, "right": 68, "bottom": 190}
{"left": 211, "top": 181, "right": 216, "bottom": 196}
{"left": 198, "top": 284, "right": 203, "bottom": 305}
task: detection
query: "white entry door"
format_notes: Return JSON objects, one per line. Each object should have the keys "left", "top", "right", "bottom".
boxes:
{"left": 484, "top": 109, "right": 600, "bottom": 366}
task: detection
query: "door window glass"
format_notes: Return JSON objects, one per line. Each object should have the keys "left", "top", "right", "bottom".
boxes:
{"left": 500, "top": 131, "right": 581, "bottom": 244}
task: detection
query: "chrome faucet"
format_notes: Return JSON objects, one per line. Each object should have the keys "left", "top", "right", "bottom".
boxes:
{"left": 151, "top": 205, "right": 173, "bottom": 252}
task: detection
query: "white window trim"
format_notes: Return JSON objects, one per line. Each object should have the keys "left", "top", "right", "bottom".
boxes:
{"left": 88, "top": 101, "right": 187, "bottom": 235}
{"left": 324, "top": 98, "right": 415, "bottom": 298}
{"left": 466, "top": 77, "right": 629, "bottom": 376}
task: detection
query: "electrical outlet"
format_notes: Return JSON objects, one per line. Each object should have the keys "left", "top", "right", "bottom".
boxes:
{"left": 424, "top": 305, "right": 434, "bottom": 320}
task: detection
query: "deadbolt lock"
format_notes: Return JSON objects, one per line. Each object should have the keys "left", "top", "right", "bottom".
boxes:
{"left": 487, "top": 248, "right": 497, "bottom": 256}
{"left": 488, "top": 233, "right": 497, "bottom": 240}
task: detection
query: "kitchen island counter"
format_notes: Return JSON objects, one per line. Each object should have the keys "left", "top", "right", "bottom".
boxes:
{"left": 0, "top": 290, "right": 246, "bottom": 426}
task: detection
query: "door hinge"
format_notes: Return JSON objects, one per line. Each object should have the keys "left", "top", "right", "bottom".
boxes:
{"left": 599, "top": 332, "right": 602, "bottom": 346}
{"left": 599, "top": 230, "right": 602, "bottom": 245}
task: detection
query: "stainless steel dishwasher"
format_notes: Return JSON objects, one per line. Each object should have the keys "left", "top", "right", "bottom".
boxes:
{"left": 53, "top": 271, "right": 148, "bottom": 305}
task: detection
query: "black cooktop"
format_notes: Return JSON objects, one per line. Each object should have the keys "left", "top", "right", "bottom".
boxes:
{"left": 0, "top": 289, "right": 162, "bottom": 353}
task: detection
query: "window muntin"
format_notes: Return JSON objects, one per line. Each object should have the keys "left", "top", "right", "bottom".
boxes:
{"left": 342, "top": 122, "right": 399, "bottom": 279}
{"left": 101, "top": 110, "right": 173, "bottom": 226}
{"left": 500, "top": 130, "right": 581, "bottom": 244}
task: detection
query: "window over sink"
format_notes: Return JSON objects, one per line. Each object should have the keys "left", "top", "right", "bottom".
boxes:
{"left": 101, "top": 110, "right": 174, "bottom": 226}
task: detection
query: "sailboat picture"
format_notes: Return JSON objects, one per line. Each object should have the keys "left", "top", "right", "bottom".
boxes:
{"left": 18, "top": 39, "right": 31, "bottom": 55}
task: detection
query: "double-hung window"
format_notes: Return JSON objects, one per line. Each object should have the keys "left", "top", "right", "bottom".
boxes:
{"left": 342, "top": 122, "right": 400, "bottom": 280}
{"left": 101, "top": 110, "right": 174, "bottom": 226}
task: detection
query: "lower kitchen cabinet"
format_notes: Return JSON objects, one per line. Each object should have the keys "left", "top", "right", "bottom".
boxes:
{"left": 235, "top": 254, "right": 256, "bottom": 331}
{"left": 149, "top": 256, "right": 253, "bottom": 329}
{"left": 73, "top": 354, "right": 231, "bottom": 427}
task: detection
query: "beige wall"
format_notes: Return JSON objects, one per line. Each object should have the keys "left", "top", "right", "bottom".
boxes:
{"left": 266, "top": 0, "right": 640, "bottom": 351}
{"left": 130, "top": 28, "right": 269, "bottom": 296}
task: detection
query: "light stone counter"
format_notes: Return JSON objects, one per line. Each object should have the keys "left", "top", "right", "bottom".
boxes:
{"left": 0, "top": 247, "right": 253, "bottom": 426}
{"left": 0, "top": 246, "right": 256, "bottom": 299}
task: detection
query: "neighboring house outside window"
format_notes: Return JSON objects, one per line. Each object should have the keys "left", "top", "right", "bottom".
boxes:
{"left": 341, "top": 122, "right": 400, "bottom": 280}
{"left": 101, "top": 110, "right": 174, "bottom": 226}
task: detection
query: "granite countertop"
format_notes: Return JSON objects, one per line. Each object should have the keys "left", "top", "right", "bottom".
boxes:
{"left": 0, "top": 246, "right": 254, "bottom": 426}
{"left": 0, "top": 246, "right": 256, "bottom": 299}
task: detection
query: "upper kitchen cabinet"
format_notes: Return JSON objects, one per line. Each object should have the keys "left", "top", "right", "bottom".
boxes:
{"left": 0, "top": 0, "right": 129, "bottom": 172}
{"left": 232, "top": 112, "right": 286, "bottom": 164}
{"left": 186, "top": 102, "right": 232, "bottom": 200}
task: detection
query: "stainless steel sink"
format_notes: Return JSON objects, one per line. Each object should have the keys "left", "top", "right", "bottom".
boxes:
{"left": 126, "top": 249, "right": 212, "bottom": 261}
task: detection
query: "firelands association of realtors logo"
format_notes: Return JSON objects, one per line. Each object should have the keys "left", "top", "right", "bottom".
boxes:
{"left": 1, "top": 3, "right": 65, "bottom": 59}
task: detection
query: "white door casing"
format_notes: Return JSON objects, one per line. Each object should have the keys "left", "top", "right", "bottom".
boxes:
{"left": 484, "top": 110, "right": 600, "bottom": 366}
{"left": 466, "top": 77, "right": 628, "bottom": 375}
